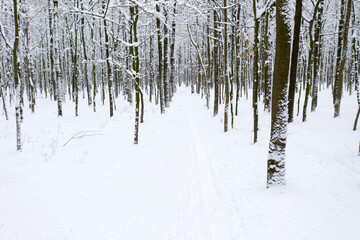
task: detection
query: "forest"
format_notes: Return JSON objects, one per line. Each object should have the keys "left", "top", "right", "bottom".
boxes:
{"left": 0, "top": 0, "right": 360, "bottom": 239}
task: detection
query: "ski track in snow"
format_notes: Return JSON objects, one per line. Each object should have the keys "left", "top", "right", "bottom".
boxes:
{"left": 185, "top": 97, "right": 231, "bottom": 239}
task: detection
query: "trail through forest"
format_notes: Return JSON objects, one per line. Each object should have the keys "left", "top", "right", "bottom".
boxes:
{"left": 1, "top": 87, "right": 360, "bottom": 240}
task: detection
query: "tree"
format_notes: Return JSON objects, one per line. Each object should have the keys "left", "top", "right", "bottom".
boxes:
{"left": 53, "top": 0, "right": 62, "bottom": 117}
{"left": 213, "top": 0, "right": 219, "bottom": 117}
{"left": 47, "top": 0, "right": 56, "bottom": 100}
{"left": 163, "top": 3, "right": 170, "bottom": 108}
{"left": 81, "top": 0, "right": 92, "bottom": 107}
{"left": 310, "top": 0, "right": 324, "bottom": 112}
{"left": 262, "top": 7, "right": 272, "bottom": 113}
{"left": 302, "top": 0, "right": 323, "bottom": 122}
{"left": 103, "top": 0, "right": 114, "bottom": 117}
{"left": 131, "top": 2, "right": 140, "bottom": 144}
{"left": 223, "top": 0, "right": 230, "bottom": 132}
{"left": 0, "top": 59, "right": 8, "bottom": 121}
{"left": 267, "top": 0, "right": 291, "bottom": 187}
{"left": 169, "top": 2, "right": 177, "bottom": 99}
{"left": 13, "top": 0, "right": 21, "bottom": 150}
{"left": 334, "top": 0, "right": 352, "bottom": 117}
{"left": 252, "top": 0, "right": 259, "bottom": 142}
{"left": 287, "top": 0, "right": 302, "bottom": 123}
{"left": 156, "top": 1, "right": 165, "bottom": 114}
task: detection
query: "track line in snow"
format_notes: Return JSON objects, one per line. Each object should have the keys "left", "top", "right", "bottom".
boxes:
{"left": 186, "top": 97, "right": 231, "bottom": 240}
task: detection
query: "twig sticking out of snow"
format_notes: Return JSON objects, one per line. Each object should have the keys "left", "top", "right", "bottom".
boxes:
{"left": 63, "top": 130, "right": 104, "bottom": 147}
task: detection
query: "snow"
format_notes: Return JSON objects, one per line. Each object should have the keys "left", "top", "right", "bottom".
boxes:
{"left": 1, "top": 87, "right": 360, "bottom": 239}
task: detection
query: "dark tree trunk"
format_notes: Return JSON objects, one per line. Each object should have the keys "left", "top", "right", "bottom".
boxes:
{"left": 311, "top": 1, "right": 324, "bottom": 112}
{"left": 333, "top": 0, "right": 346, "bottom": 105}
{"left": 169, "top": 2, "right": 177, "bottom": 100}
{"left": 53, "top": 0, "right": 62, "bottom": 116}
{"left": 48, "top": 0, "right": 56, "bottom": 100}
{"left": 156, "top": 2, "right": 165, "bottom": 114}
{"left": 252, "top": 0, "right": 259, "bottom": 142}
{"left": 163, "top": 6, "right": 170, "bottom": 108}
{"left": 334, "top": 0, "right": 352, "bottom": 117}
{"left": 288, "top": 0, "right": 302, "bottom": 122}
{"left": 267, "top": 0, "right": 291, "bottom": 187}
{"left": 103, "top": 0, "right": 114, "bottom": 117}
{"left": 81, "top": 1, "right": 92, "bottom": 107}
{"left": 13, "top": 0, "right": 21, "bottom": 150}
{"left": 223, "top": 0, "right": 230, "bottom": 132}
{"left": 213, "top": 2, "right": 219, "bottom": 116}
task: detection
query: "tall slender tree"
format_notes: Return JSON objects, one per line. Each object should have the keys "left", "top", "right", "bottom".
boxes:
{"left": 267, "top": 0, "right": 291, "bottom": 187}
{"left": 213, "top": 1, "right": 219, "bottom": 116}
{"left": 288, "top": 0, "right": 302, "bottom": 123}
{"left": 252, "top": 0, "right": 259, "bottom": 142}
{"left": 334, "top": 0, "right": 352, "bottom": 117}
{"left": 103, "top": 0, "right": 114, "bottom": 117}
{"left": 223, "top": 0, "right": 230, "bottom": 132}
{"left": 156, "top": 1, "right": 165, "bottom": 114}
{"left": 53, "top": 0, "right": 62, "bottom": 116}
{"left": 13, "top": 0, "right": 21, "bottom": 150}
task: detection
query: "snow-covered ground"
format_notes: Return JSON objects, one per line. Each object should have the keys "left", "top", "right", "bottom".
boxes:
{"left": 1, "top": 87, "right": 360, "bottom": 240}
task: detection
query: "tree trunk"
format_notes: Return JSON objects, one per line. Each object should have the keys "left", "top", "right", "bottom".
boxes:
{"left": 163, "top": 5, "right": 170, "bottom": 108}
{"left": 288, "top": 0, "right": 302, "bottom": 122}
{"left": 169, "top": 2, "right": 177, "bottom": 100}
{"left": 302, "top": 0, "right": 323, "bottom": 122}
{"left": 235, "top": 4, "right": 241, "bottom": 115}
{"left": 103, "top": 0, "right": 114, "bottom": 117}
{"left": 267, "top": 0, "right": 291, "bottom": 187}
{"left": 53, "top": 0, "right": 63, "bottom": 116}
{"left": 213, "top": 1, "right": 219, "bottom": 116}
{"left": 156, "top": 2, "right": 165, "bottom": 114}
{"left": 333, "top": 0, "right": 346, "bottom": 105}
{"left": 91, "top": 20, "right": 97, "bottom": 112}
{"left": 81, "top": 1, "right": 92, "bottom": 107}
{"left": 132, "top": 4, "right": 140, "bottom": 144}
{"left": 334, "top": 0, "right": 352, "bottom": 117}
{"left": 311, "top": 0, "right": 324, "bottom": 112}
{"left": 223, "top": 0, "right": 230, "bottom": 132}
{"left": 252, "top": 0, "right": 259, "bottom": 142}
{"left": 263, "top": 9, "right": 272, "bottom": 113}
{"left": 48, "top": 0, "right": 56, "bottom": 100}
{"left": 149, "top": 35, "right": 154, "bottom": 102}
{"left": 13, "top": 0, "right": 22, "bottom": 150}
{"left": 0, "top": 72, "right": 8, "bottom": 120}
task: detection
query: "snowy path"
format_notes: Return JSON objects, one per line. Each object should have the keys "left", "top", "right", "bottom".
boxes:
{"left": 0, "top": 90, "right": 233, "bottom": 240}
{"left": 141, "top": 93, "right": 232, "bottom": 239}
{"left": 1, "top": 87, "right": 360, "bottom": 240}
{"left": 173, "top": 97, "right": 231, "bottom": 239}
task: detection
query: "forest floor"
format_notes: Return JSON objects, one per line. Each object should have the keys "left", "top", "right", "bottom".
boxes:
{"left": 1, "top": 87, "right": 360, "bottom": 240}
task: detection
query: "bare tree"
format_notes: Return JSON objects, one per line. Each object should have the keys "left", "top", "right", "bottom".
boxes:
{"left": 267, "top": 0, "right": 291, "bottom": 187}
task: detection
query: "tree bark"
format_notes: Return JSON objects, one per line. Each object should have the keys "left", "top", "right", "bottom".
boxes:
{"left": 213, "top": 1, "right": 219, "bottom": 116}
{"left": 103, "top": 0, "right": 114, "bottom": 117}
{"left": 288, "top": 0, "right": 302, "bottom": 122}
{"left": 156, "top": 2, "right": 165, "bottom": 114}
{"left": 252, "top": 0, "right": 259, "bottom": 142}
{"left": 334, "top": 0, "right": 352, "bottom": 117}
{"left": 81, "top": 0, "right": 92, "bottom": 107}
{"left": 169, "top": 2, "right": 177, "bottom": 99}
{"left": 223, "top": 0, "right": 230, "bottom": 132}
{"left": 53, "top": 0, "right": 63, "bottom": 117}
{"left": 267, "top": 0, "right": 291, "bottom": 187}
{"left": 13, "top": 0, "right": 22, "bottom": 150}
